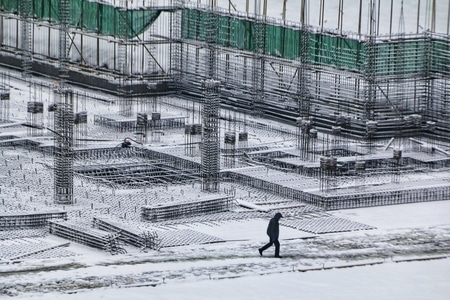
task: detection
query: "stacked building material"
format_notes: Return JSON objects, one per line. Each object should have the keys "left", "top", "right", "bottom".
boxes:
{"left": 141, "top": 195, "right": 234, "bottom": 222}
{"left": 93, "top": 217, "right": 161, "bottom": 250}
{"left": 48, "top": 220, "right": 125, "bottom": 255}
{"left": 0, "top": 211, "right": 67, "bottom": 231}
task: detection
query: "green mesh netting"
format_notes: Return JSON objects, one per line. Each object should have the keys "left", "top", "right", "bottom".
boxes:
{"left": 180, "top": 8, "right": 449, "bottom": 75}
{"left": 265, "top": 25, "right": 301, "bottom": 59}
{"left": 309, "top": 33, "right": 365, "bottom": 70}
{"left": 374, "top": 41, "right": 421, "bottom": 76}
{"left": 1, "top": 0, "right": 19, "bottom": 12}
{"left": 0, "top": 0, "right": 161, "bottom": 38}
{"left": 181, "top": 9, "right": 366, "bottom": 71}
{"left": 431, "top": 39, "right": 450, "bottom": 75}
{"left": 1, "top": 1, "right": 448, "bottom": 74}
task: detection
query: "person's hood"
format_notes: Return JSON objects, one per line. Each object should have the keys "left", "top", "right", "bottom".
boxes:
{"left": 274, "top": 212, "right": 283, "bottom": 220}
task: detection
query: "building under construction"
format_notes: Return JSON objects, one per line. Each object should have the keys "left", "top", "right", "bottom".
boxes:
{"left": 0, "top": 0, "right": 448, "bottom": 139}
{"left": 0, "top": 0, "right": 449, "bottom": 225}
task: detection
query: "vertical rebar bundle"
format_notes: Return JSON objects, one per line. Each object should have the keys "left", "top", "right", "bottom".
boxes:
{"left": 146, "top": 0, "right": 158, "bottom": 78}
{"left": 201, "top": 79, "right": 220, "bottom": 192}
{"left": 58, "top": 0, "right": 70, "bottom": 80}
{"left": 53, "top": 0, "right": 74, "bottom": 205}
{"left": 184, "top": 124, "right": 193, "bottom": 156}
{"left": 20, "top": 0, "right": 32, "bottom": 78}
{"left": 118, "top": 0, "right": 133, "bottom": 117}
{"left": 73, "top": 93, "right": 87, "bottom": 147}
{"left": 26, "top": 101, "right": 43, "bottom": 136}
{"left": 136, "top": 112, "right": 148, "bottom": 144}
{"left": 364, "top": 0, "right": 377, "bottom": 153}
{"left": 224, "top": 131, "right": 236, "bottom": 168}
{"left": 74, "top": 111, "right": 88, "bottom": 147}
{"left": 47, "top": 102, "right": 57, "bottom": 133}
{"left": 0, "top": 74, "right": 9, "bottom": 122}
{"left": 184, "top": 123, "right": 201, "bottom": 156}
{"left": 297, "top": 117, "right": 313, "bottom": 160}
{"left": 170, "top": 0, "right": 183, "bottom": 92}
{"left": 320, "top": 156, "right": 337, "bottom": 193}
{"left": 298, "top": 23, "right": 311, "bottom": 119}
{"left": 205, "top": 2, "right": 217, "bottom": 79}
{"left": 54, "top": 88, "right": 74, "bottom": 205}
{"left": 238, "top": 132, "right": 248, "bottom": 150}
{"left": 252, "top": 2, "right": 266, "bottom": 117}
{"left": 0, "top": 87, "right": 9, "bottom": 122}
{"left": 392, "top": 149, "right": 402, "bottom": 183}
{"left": 355, "top": 160, "right": 366, "bottom": 190}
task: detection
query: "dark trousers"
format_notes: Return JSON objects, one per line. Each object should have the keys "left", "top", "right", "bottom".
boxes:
{"left": 260, "top": 238, "right": 280, "bottom": 257}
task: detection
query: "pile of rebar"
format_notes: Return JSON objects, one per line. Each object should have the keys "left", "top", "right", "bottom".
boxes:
{"left": 141, "top": 195, "right": 234, "bottom": 222}
{"left": 48, "top": 220, "right": 126, "bottom": 255}
{"left": 0, "top": 211, "right": 67, "bottom": 231}
{"left": 93, "top": 217, "right": 161, "bottom": 250}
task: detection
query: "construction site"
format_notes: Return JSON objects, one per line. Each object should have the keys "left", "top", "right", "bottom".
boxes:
{"left": 0, "top": 0, "right": 449, "bottom": 269}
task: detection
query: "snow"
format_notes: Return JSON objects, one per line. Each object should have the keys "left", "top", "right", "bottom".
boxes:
{"left": 333, "top": 200, "right": 450, "bottom": 230}
{"left": 8, "top": 251, "right": 450, "bottom": 300}
{"left": 1, "top": 201, "right": 449, "bottom": 299}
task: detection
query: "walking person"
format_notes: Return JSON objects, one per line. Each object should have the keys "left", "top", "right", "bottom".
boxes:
{"left": 258, "top": 212, "right": 283, "bottom": 258}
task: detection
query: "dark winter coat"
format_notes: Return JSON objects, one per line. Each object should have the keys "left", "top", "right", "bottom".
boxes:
{"left": 266, "top": 213, "right": 282, "bottom": 240}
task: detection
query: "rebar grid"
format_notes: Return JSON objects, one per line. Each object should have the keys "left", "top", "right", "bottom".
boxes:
{"left": 178, "top": 3, "right": 450, "bottom": 143}
{"left": 222, "top": 166, "right": 450, "bottom": 210}
{"left": 0, "top": 1, "right": 448, "bottom": 219}
{"left": 1, "top": 1, "right": 446, "bottom": 141}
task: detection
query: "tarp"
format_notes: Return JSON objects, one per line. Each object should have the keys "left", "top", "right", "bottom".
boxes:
{"left": 0, "top": 0, "right": 162, "bottom": 38}
{"left": 180, "top": 8, "right": 449, "bottom": 75}
{"left": 1, "top": 1, "right": 448, "bottom": 74}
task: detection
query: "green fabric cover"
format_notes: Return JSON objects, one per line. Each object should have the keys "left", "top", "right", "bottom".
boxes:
{"left": 0, "top": 0, "right": 161, "bottom": 38}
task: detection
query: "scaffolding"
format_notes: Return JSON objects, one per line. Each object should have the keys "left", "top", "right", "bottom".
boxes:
{"left": 0, "top": 0, "right": 171, "bottom": 97}
{"left": 178, "top": 2, "right": 450, "bottom": 143}
{"left": 0, "top": 1, "right": 448, "bottom": 142}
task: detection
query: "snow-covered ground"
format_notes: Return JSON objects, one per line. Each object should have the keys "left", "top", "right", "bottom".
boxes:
{"left": 1, "top": 199, "right": 449, "bottom": 298}
{"left": 11, "top": 258, "right": 450, "bottom": 300}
